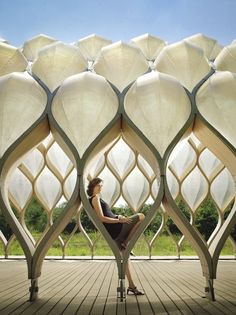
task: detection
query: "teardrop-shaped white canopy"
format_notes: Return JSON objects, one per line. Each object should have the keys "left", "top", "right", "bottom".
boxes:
{"left": 124, "top": 71, "right": 191, "bottom": 157}
{"left": 52, "top": 72, "right": 119, "bottom": 157}
{"left": 94, "top": 41, "right": 149, "bottom": 91}
{"left": 214, "top": 43, "right": 236, "bottom": 73}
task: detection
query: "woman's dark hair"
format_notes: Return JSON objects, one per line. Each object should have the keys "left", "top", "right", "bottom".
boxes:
{"left": 86, "top": 177, "right": 103, "bottom": 197}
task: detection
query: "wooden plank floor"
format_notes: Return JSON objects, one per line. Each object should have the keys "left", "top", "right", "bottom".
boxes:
{"left": 0, "top": 259, "right": 235, "bottom": 315}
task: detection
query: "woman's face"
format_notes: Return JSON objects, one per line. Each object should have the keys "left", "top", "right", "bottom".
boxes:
{"left": 93, "top": 181, "right": 103, "bottom": 195}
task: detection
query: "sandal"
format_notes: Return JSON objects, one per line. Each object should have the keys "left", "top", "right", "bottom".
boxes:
{"left": 127, "top": 286, "right": 145, "bottom": 295}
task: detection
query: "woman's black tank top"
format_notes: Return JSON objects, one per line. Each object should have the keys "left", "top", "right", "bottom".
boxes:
{"left": 89, "top": 196, "right": 122, "bottom": 239}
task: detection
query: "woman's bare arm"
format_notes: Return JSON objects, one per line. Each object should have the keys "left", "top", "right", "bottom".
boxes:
{"left": 91, "top": 195, "right": 132, "bottom": 224}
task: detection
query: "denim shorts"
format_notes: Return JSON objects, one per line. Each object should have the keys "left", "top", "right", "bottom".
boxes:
{"left": 115, "top": 213, "right": 140, "bottom": 243}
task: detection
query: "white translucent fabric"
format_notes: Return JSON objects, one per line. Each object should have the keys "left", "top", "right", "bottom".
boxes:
{"left": 8, "top": 168, "right": 32, "bottom": 210}
{"left": 124, "top": 71, "right": 191, "bottom": 157}
{"left": 35, "top": 166, "right": 62, "bottom": 211}
{"left": 0, "top": 72, "right": 47, "bottom": 157}
{"left": 151, "top": 179, "right": 159, "bottom": 199}
{"left": 88, "top": 155, "right": 105, "bottom": 179}
{"left": 107, "top": 138, "right": 135, "bottom": 179}
{"left": 211, "top": 168, "right": 235, "bottom": 211}
{"left": 76, "top": 34, "right": 112, "bottom": 61}
{"left": 46, "top": 142, "right": 73, "bottom": 178}
{"left": 181, "top": 166, "right": 208, "bottom": 211}
{"left": 99, "top": 167, "right": 120, "bottom": 206}
{"left": 166, "top": 169, "right": 179, "bottom": 199}
{"left": 63, "top": 168, "right": 77, "bottom": 200}
{"left": 169, "top": 140, "right": 196, "bottom": 181}
{"left": 214, "top": 43, "right": 236, "bottom": 73}
{"left": 130, "top": 33, "right": 166, "bottom": 60}
{"left": 123, "top": 167, "right": 149, "bottom": 211}
{"left": 22, "top": 149, "right": 44, "bottom": 178}
{"left": 22, "top": 34, "right": 57, "bottom": 61}
{"left": 42, "top": 133, "right": 53, "bottom": 148}
{"left": 94, "top": 41, "right": 149, "bottom": 91}
{"left": 52, "top": 72, "right": 119, "bottom": 157}
{"left": 0, "top": 42, "right": 27, "bottom": 76}
{"left": 32, "top": 42, "right": 87, "bottom": 92}
{"left": 154, "top": 41, "right": 211, "bottom": 91}
{"left": 137, "top": 154, "right": 155, "bottom": 180}
{"left": 184, "top": 33, "right": 222, "bottom": 60}
{"left": 199, "top": 148, "right": 223, "bottom": 181}
{"left": 196, "top": 71, "right": 236, "bottom": 148}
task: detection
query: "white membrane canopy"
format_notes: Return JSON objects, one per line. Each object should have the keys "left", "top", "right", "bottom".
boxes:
{"left": 32, "top": 42, "right": 87, "bottom": 92}
{"left": 76, "top": 34, "right": 112, "bottom": 61}
{"left": 124, "top": 71, "right": 191, "bottom": 157}
{"left": 184, "top": 33, "right": 222, "bottom": 60}
{"left": 0, "top": 72, "right": 47, "bottom": 157}
{"left": 211, "top": 168, "right": 235, "bottom": 212}
{"left": 123, "top": 167, "right": 149, "bottom": 211}
{"left": 52, "top": 72, "right": 119, "bottom": 157}
{"left": 154, "top": 41, "right": 211, "bottom": 91}
{"left": 22, "top": 34, "right": 58, "bottom": 61}
{"left": 94, "top": 41, "right": 149, "bottom": 91}
{"left": 130, "top": 33, "right": 166, "bottom": 60}
{"left": 0, "top": 42, "right": 27, "bottom": 76}
{"left": 35, "top": 166, "right": 62, "bottom": 211}
{"left": 214, "top": 43, "right": 236, "bottom": 73}
{"left": 9, "top": 168, "right": 32, "bottom": 211}
{"left": 107, "top": 138, "right": 135, "bottom": 180}
{"left": 196, "top": 71, "right": 236, "bottom": 148}
{"left": 181, "top": 166, "right": 208, "bottom": 212}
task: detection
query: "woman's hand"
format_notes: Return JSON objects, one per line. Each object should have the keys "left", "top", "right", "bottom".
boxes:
{"left": 118, "top": 215, "right": 133, "bottom": 224}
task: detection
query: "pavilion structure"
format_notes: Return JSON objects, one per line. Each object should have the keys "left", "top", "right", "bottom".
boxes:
{"left": 0, "top": 33, "right": 235, "bottom": 302}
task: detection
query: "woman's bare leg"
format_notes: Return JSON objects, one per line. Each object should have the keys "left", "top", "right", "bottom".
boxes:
{"left": 123, "top": 213, "right": 145, "bottom": 246}
{"left": 125, "top": 259, "right": 135, "bottom": 288}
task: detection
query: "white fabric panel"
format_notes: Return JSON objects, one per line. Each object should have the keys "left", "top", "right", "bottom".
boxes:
{"left": 184, "top": 33, "right": 222, "bottom": 60}
{"left": 76, "top": 34, "right": 112, "bottom": 61}
{"left": 214, "top": 43, "right": 236, "bottom": 73}
{"left": 88, "top": 155, "right": 105, "bottom": 179}
{"left": 94, "top": 41, "right": 149, "bottom": 91}
{"left": 130, "top": 33, "right": 166, "bottom": 60}
{"left": 42, "top": 133, "right": 53, "bottom": 148}
{"left": 211, "top": 168, "right": 235, "bottom": 211}
{"left": 52, "top": 72, "right": 119, "bottom": 157}
{"left": 22, "top": 149, "right": 44, "bottom": 178}
{"left": 64, "top": 168, "right": 77, "bottom": 200}
{"left": 166, "top": 169, "right": 179, "bottom": 199}
{"left": 154, "top": 41, "right": 211, "bottom": 91}
{"left": 151, "top": 179, "right": 159, "bottom": 199}
{"left": 196, "top": 71, "right": 236, "bottom": 148}
{"left": 35, "top": 166, "right": 62, "bottom": 211}
{"left": 99, "top": 167, "right": 120, "bottom": 206}
{"left": 0, "top": 72, "right": 47, "bottom": 158}
{"left": 199, "top": 148, "right": 223, "bottom": 181}
{"left": 181, "top": 166, "right": 208, "bottom": 211}
{"left": 107, "top": 138, "right": 135, "bottom": 179}
{"left": 22, "top": 34, "right": 57, "bottom": 61}
{"left": 46, "top": 142, "right": 73, "bottom": 178}
{"left": 137, "top": 154, "right": 155, "bottom": 180}
{"left": 123, "top": 167, "right": 149, "bottom": 211}
{"left": 0, "top": 42, "right": 27, "bottom": 76}
{"left": 9, "top": 168, "right": 32, "bottom": 210}
{"left": 169, "top": 140, "right": 196, "bottom": 181}
{"left": 124, "top": 71, "right": 191, "bottom": 157}
{"left": 32, "top": 42, "right": 87, "bottom": 92}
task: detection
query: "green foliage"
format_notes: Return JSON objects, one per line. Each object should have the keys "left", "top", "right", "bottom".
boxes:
{"left": 195, "top": 198, "right": 218, "bottom": 240}
{"left": 166, "top": 198, "right": 191, "bottom": 235}
{"left": 25, "top": 198, "right": 47, "bottom": 232}
{"left": 0, "top": 208, "right": 13, "bottom": 240}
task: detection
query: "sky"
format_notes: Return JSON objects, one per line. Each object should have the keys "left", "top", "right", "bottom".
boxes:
{"left": 0, "top": 0, "right": 236, "bottom": 47}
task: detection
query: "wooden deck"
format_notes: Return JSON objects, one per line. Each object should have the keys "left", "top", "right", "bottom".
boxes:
{"left": 0, "top": 259, "right": 235, "bottom": 315}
